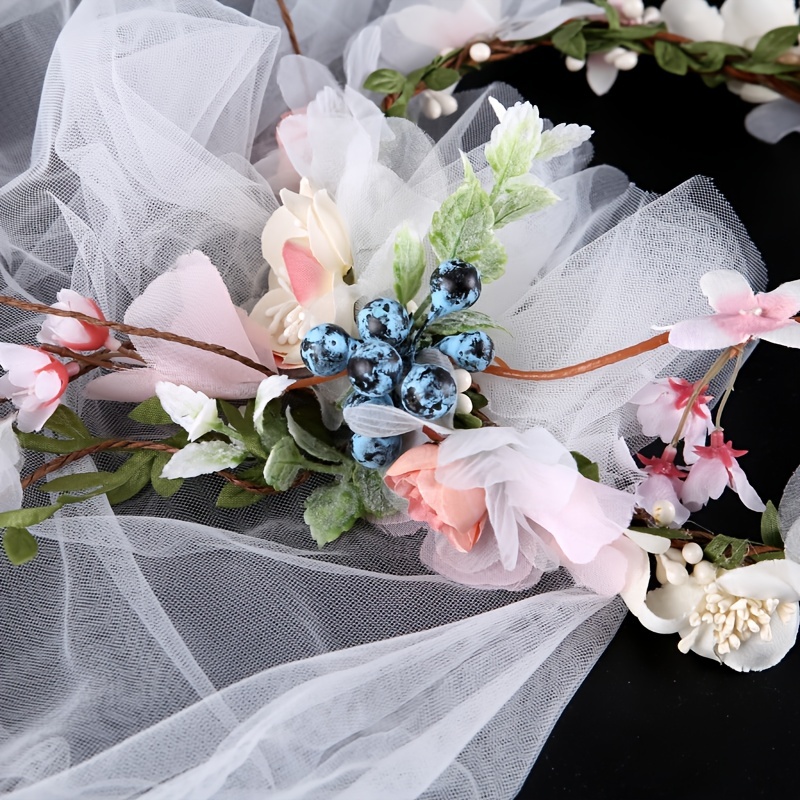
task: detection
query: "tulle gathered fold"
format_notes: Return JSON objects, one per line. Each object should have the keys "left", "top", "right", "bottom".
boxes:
{"left": 0, "top": 1, "right": 769, "bottom": 797}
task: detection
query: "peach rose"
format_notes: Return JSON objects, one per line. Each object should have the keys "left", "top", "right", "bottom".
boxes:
{"left": 385, "top": 443, "right": 487, "bottom": 553}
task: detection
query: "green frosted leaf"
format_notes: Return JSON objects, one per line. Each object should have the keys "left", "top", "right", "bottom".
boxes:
{"left": 351, "top": 466, "right": 404, "bottom": 518}
{"left": 492, "top": 180, "right": 559, "bottom": 228}
{"left": 263, "top": 436, "right": 306, "bottom": 491}
{"left": 425, "top": 310, "right": 507, "bottom": 337}
{"left": 393, "top": 225, "right": 427, "bottom": 306}
{"left": 486, "top": 101, "right": 542, "bottom": 191}
{"left": 304, "top": 482, "right": 364, "bottom": 546}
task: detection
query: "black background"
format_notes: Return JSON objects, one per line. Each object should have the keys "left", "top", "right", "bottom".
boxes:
{"left": 461, "top": 26, "right": 800, "bottom": 800}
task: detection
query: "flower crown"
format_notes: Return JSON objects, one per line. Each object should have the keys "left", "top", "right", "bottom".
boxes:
{"left": 3, "top": 82, "right": 800, "bottom": 675}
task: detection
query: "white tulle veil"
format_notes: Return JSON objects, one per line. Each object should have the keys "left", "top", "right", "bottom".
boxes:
{"left": 0, "top": 1, "right": 769, "bottom": 797}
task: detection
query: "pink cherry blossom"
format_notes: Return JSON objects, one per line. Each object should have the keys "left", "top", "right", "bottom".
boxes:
{"left": 37, "top": 289, "right": 118, "bottom": 352}
{"left": 681, "top": 429, "right": 765, "bottom": 512}
{"left": 636, "top": 447, "right": 690, "bottom": 526}
{"left": 631, "top": 377, "right": 713, "bottom": 461}
{"left": 0, "top": 345, "right": 76, "bottom": 432}
{"left": 669, "top": 270, "right": 800, "bottom": 350}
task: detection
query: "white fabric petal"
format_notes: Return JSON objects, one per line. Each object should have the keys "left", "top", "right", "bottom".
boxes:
{"left": 728, "top": 459, "right": 766, "bottom": 512}
{"left": 721, "top": 604, "right": 799, "bottom": 672}
{"left": 716, "top": 560, "right": 800, "bottom": 602}
{"left": 699, "top": 269, "right": 754, "bottom": 311}
{"left": 759, "top": 321, "right": 800, "bottom": 348}
{"left": 585, "top": 54, "right": 618, "bottom": 96}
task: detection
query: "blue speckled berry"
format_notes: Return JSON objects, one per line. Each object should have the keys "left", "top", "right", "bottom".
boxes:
{"left": 347, "top": 340, "right": 403, "bottom": 397}
{"left": 400, "top": 363, "right": 457, "bottom": 420}
{"left": 429, "top": 259, "right": 481, "bottom": 320}
{"left": 300, "top": 324, "right": 352, "bottom": 376}
{"left": 357, "top": 298, "right": 412, "bottom": 346}
{"left": 436, "top": 331, "right": 495, "bottom": 372}
{"left": 343, "top": 392, "right": 394, "bottom": 410}
{"left": 351, "top": 434, "right": 403, "bottom": 469}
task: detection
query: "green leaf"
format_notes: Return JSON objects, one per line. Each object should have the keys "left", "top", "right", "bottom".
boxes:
{"left": 351, "top": 465, "right": 404, "bottom": 518}
{"left": 426, "top": 310, "right": 508, "bottom": 337}
{"left": 218, "top": 399, "right": 266, "bottom": 459}
{"left": 464, "top": 389, "right": 488, "bottom": 411}
{"left": 0, "top": 504, "right": 61, "bottom": 529}
{"left": 654, "top": 40, "right": 690, "bottom": 76}
{"left": 486, "top": 98, "right": 542, "bottom": 192}
{"left": 760, "top": 500, "right": 783, "bottom": 548}
{"left": 44, "top": 405, "right": 92, "bottom": 440}
{"left": 704, "top": 534, "right": 749, "bottom": 570}
{"left": 15, "top": 431, "right": 98, "bottom": 454}
{"left": 263, "top": 436, "right": 306, "bottom": 491}
{"left": 216, "top": 482, "right": 264, "bottom": 509}
{"left": 392, "top": 225, "right": 426, "bottom": 306}
{"left": 682, "top": 41, "right": 748, "bottom": 58}
{"left": 752, "top": 25, "right": 800, "bottom": 62}
{"left": 106, "top": 451, "right": 156, "bottom": 505}
{"left": 39, "top": 471, "right": 124, "bottom": 494}
{"left": 257, "top": 398, "right": 289, "bottom": 450}
{"left": 732, "top": 60, "right": 800, "bottom": 75}
{"left": 701, "top": 72, "right": 727, "bottom": 89}
{"left": 552, "top": 19, "right": 588, "bottom": 60}
{"left": 286, "top": 409, "right": 345, "bottom": 465}
{"left": 386, "top": 100, "right": 409, "bottom": 118}
{"left": 594, "top": 0, "right": 620, "bottom": 30}
{"left": 492, "top": 180, "right": 559, "bottom": 228}
{"left": 584, "top": 25, "right": 665, "bottom": 42}
{"left": 128, "top": 396, "right": 173, "bottom": 426}
{"left": 473, "top": 231, "right": 507, "bottom": 283}
{"left": 150, "top": 453, "right": 183, "bottom": 498}
{"left": 628, "top": 526, "right": 691, "bottom": 540}
{"left": 3, "top": 527, "right": 38, "bottom": 565}
{"left": 424, "top": 66, "right": 461, "bottom": 91}
{"left": 428, "top": 155, "right": 494, "bottom": 264}
{"left": 571, "top": 451, "right": 600, "bottom": 483}
{"left": 751, "top": 550, "right": 786, "bottom": 562}
{"left": 454, "top": 412, "right": 482, "bottom": 429}
{"left": 304, "top": 482, "right": 364, "bottom": 546}
{"left": 363, "top": 68, "right": 407, "bottom": 93}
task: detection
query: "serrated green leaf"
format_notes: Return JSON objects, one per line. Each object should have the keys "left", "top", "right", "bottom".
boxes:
{"left": 351, "top": 465, "right": 404, "bottom": 518}
{"left": 263, "top": 436, "right": 306, "bottom": 491}
{"left": 150, "top": 453, "right": 183, "bottom": 498}
{"left": 570, "top": 451, "right": 600, "bottom": 482}
{"left": 654, "top": 40, "right": 690, "bottom": 76}
{"left": 552, "top": 19, "right": 588, "bottom": 60}
{"left": 304, "top": 482, "right": 364, "bottom": 546}
{"left": 215, "top": 482, "right": 264, "bottom": 509}
{"left": 3, "top": 527, "right": 38, "bottom": 565}
{"left": 0, "top": 504, "right": 61, "bottom": 529}
{"left": 429, "top": 156, "right": 494, "bottom": 264}
{"left": 426, "top": 310, "right": 507, "bottom": 337}
{"left": 44, "top": 405, "right": 92, "bottom": 439}
{"left": 492, "top": 180, "right": 559, "bottom": 228}
{"left": 628, "top": 526, "right": 692, "bottom": 540}
{"left": 286, "top": 409, "right": 345, "bottom": 465}
{"left": 39, "top": 471, "right": 124, "bottom": 494}
{"left": 704, "top": 534, "right": 749, "bottom": 570}
{"left": 594, "top": 0, "right": 620, "bottom": 30}
{"left": 160, "top": 441, "right": 245, "bottom": 479}
{"left": 128, "top": 396, "right": 173, "bottom": 425}
{"left": 106, "top": 451, "right": 156, "bottom": 505}
{"left": 393, "top": 225, "right": 426, "bottom": 306}
{"left": 219, "top": 399, "right": 266, "bottom": 458}
{"left": 760, "top": 500, "right": 783, "bottom": 548}
{"left": 424, "top": 66, "right": 460, "bottom": 91}
{"left": 363, "top": 68, "right": 407, "bottom": 93}
{"left": 752, "top": 25, "right": 800, "bottom": 62}
{"left": 473, "top": 231, "right": 507, "bottom": 282}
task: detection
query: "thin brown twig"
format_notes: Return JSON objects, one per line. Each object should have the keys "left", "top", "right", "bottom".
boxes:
{"left": 20, "top": 439, "right": 300, "bottom": 495}
{"left": 0, "top": 295, "right": 275, "bottom": 378}
{"left": 275, "top": 0, "right": 302, "bottom": 56}
{"left": 38, "top": 344, "right": 133, "bottom": 372}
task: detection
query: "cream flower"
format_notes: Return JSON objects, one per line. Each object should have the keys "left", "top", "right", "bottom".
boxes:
{"left": 250, "top": 178, "right": 356, "bottom": 367}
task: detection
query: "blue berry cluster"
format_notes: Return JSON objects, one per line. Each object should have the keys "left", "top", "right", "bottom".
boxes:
{"left": 299, "top": 259, "right": 495, "bottom": 470}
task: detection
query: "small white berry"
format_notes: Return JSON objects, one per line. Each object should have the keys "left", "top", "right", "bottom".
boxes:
{"left": 652, "top": 499, "right": 676, "bottom": 526}
{"left": 604, "top": 47, "right": 626, "bottom": 64}
{"left": 682, "top": 542, "right": 704, "bottom": 565}
{"left": 565, "top": 56, "right": 586, "bottom": 72}
{"left": 614, "top": 51, "right": 639, "bottom": 71}
{"left": 437, "top": 92, "right": 459, "bottom": 116}
{"left": 643, "top": 7, "right": 662, "bottom": 25}
{"left": 469, "top": 42, "right": 492, "bottom": 63}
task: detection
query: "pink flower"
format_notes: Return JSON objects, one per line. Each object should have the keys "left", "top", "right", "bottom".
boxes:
{"left": 631, "top": 377, "right": 713, "bottom": 461}
{"left": 385, "top": 427, "right": 637, "bottom": 592}
{"left": 681, "top": 429, "right": 765, "bottom": 512}
{"left": 669, "top": 270, "right": 800, "bottom": 350}
{"left": 37, "top": 289, "right": 118, "bottom": 352}
{"left": 0, "top": 345, "right": 74, "bottom": 432}
{"left": 636, "top": 448, "right": 690, "bottom": 526}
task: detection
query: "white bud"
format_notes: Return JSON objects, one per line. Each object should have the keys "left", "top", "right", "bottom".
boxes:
{"left": 565, "top": 56, "right": 586, "bottom": 72}
{"left": 437, "top": 91, "right": 459, "bottom": 116}
{"left": 420, "top": 93, "right": 442, "bottom": 119}
{"left": 456, "top": 393, "right": 474, "bottom": 415}
{"left": 406, "top": 300, "right": 418, "bottom": 314}
{"left": 651, "top": 499, "right": 676, "bottom": 526}
{"left": 614, "top": 51, "right": 639, "bottom": 71}
{"left": 604, "top": 47, "right": 626, "bottom": 64}
{"left": 621, "top": 0, "right": 644, "bottom": 20}
{"left": 642, "top": 7, "right": 661, "bottom": 25}
{"left": 682, "top": 542, "right": 703, "bottom": 565}
{"left": 469, "top": 42, "right": 492, "bottom": 63}
{"left": 692, "top": 560, "right": 716, "bottom": 585}
{"left": 453, "top": 369, "right": 472, "bottom": 394}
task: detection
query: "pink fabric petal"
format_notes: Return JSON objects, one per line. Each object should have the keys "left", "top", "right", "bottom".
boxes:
{"left": 757, "top": 287, "right": 800, "bottom": 319}
{"left": 282, "top": 239, "right": 331, "bottom": 307}
{"left": 728, "top": 460, "right": 765, "bottom": 512}
{"left": 759, "top": 321, "right": 800, "bottom": 348}
{"left": 668, "top": 316, "right": 746, "bottom": 349}
{"left": 17, "top": 398, "right": 60, "bottom": 433}
{"left": 700, "top": 270, "right": 755, "bottom": 314}
{"left": 85, "top": 368, "right": 163, "bottom": 402}
{"left": 681, "top": 457, "right": 728, "bottom": 511}
{"left": 0, "top": 343, "right": 52, "bottom": 376}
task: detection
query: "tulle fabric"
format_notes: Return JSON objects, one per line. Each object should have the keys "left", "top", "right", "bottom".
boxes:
{"left": 0, "top": 1, "right": 769, "bottom": 798}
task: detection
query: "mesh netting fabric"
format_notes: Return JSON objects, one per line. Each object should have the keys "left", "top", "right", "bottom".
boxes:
{"left": 0, "top": 1, "right": 769, "bottom": 798}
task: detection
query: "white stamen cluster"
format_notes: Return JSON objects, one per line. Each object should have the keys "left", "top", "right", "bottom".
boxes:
{"left": 263, "top": 300, "right": 310, "bottom": 346}
{"left": 682, "top": 567, "right": 796, "bottom": 656}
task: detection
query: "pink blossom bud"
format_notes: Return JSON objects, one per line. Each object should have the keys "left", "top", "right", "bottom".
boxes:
{"left": 38, "top": 289, "right": 117, "bottom": 352}
{"left": 0, "top": 344, "right": 71, "bottom": 432}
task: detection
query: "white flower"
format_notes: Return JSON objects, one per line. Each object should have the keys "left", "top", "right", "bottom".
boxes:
{"left": 0, "top": 415, "right": 23, "bottom": 514}
{"left": 250, "top": 178, "right": 357, "bottom": 367}
{"left": 624, "top": 550, "right": 800, "bottom": 671}
{"left": 155, "top": 382, "right": 221, "bottom": 442}
{"left": 253, "top": 375, "right": 295, "bottom": 437}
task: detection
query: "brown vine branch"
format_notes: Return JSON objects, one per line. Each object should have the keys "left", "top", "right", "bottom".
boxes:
{"left": 0, "top": 295, "right": 275, "bottom": 378}
{"left": 275, "top": 0, "right": 302, "bottom": 56}
{"left": 670, "top": 528, "right": 784, "bottom": 566}
{"left": 484, "top": 331, "right": 670, "bottom": 381}
{"left": 21, "top": 439, "right": 298, "bottom": 496}
{"left": 38, "top": 344, "right": 133, "bottom": 372}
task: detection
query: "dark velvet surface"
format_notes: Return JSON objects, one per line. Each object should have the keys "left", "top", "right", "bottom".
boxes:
{"left": 459, "top": 41, "right": 800, "bottom": 800}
